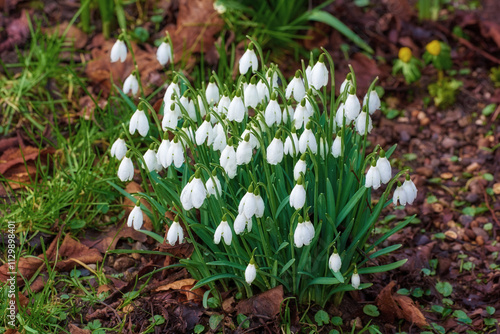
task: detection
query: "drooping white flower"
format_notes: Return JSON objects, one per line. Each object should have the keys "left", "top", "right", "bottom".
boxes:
{"left": 355, "top": 111, "right": 373, "bottom": 135}
{"left": 236, "top": 136, "right": 253, "bottom": 165}
{"left": 220, "top": 140, "right": 237, "bottom": 178}
{"left": 298, "top": 124, "right": 317, "bottom": 154}
{"left": 319, "top": 138, "right": 329, "bottom": 159}
{"left": 290, "top": 176, "right": 306, "bottom": 210}
{"left": 376, "top": 152, "right": 392, "bottom": 184}
{"left": 294, "top": 99, "right": 313, "bottom": 130}
{"left": 294, "top": 216, "right": 314, "bottom": 248}
{"left": 217, "top": 94, "right": 231, "bottom": 115}
{"left": 227, "top": 93, "right": 246, "bottom": 123}
{"left": 167, "top": 219, "right": 184, "bottom": 246}
{"left": 195, "top": 115, "right": 214, "bottom": 146}
{"left": 127, "top": 204, "right": 143, "bottom": 230}
{"left": 180, "top": 172, "right": 207, "bottom": 210}
{"left": 402, "top": 175, "right": 418, "bottom": 205}
{"left": 212, "top": 123, "right": 227, "bottom": 151}
{"left": 163, "top": 82, "right": 180, "bottom": 105}
{"left": 393, "top": 182, "right": 407, "bottom": 206}
{"left": 197, "top": 95, "right": 207, "bottom": 118}
{"left": 206, "top": 80, "right": 220, "bottom": 105}
{"left": 156, "top": 40, "right": 173, "bottom": 66}
{"left": 110, "top": 138, "right": 127, "bottom": 160}
{"left": 110, "top": 39, "right": 127, "bottom": 63}
{"left": 129, "top": 108, "right": 149, "bottom": 137}
{"left": 266, "top": 68, "right": 278, "bottom": 90}
{"left": 266, "top": 135, "right": 284, "bottom": 165}
{"left": 234, "top": 213, "right": 252, "bottom": 234}
{"left": 345, "top": 93, "right": 361, "bottom": 122}
{"left": 282, "top": 104, "right": 294, "bottom": 124}
{"left": 294, "top": 154, "right": 307, "bottom": 180}
{"left": 329, "top": 251, "right": 342, "bottom": 272}
{"left": 238, "top": 186, "right": 257, "bottom": 219}
{"left": 284, "top": 131, "right": 299, "bottom": 157}
{"left": 118, "top": 156, "right": 134, "bottom": 182}
{"left": 363, "top": 90, "right": 381, "bottom": 115}
{"left": 214, "top": 219, "right": 232, "bottom": 245}
{"left": 166, "top": 137, "right": 184, "bottom": 168}
{"left": 365, "top": 162, "right": 381, "bottom": 190}
{"left": 286, "top": 71, "right": 306, "bottom": 102}
{"left": 351, "top": 270, "right": 360, "bottom": 289}
{"left": 242, "top": 128, "right": 260, "bottom": 149}
{"left": 142, "top": 148, "right": 162, "bottom": 172}
{"left": 206, "top": 174, "right": 222, "bottom": 197}
{"left": 162, "top": 103, "right": 180, "bottom": 130}
{"left": 339, "top": 77, "right": 352, "bottom": 96}
{"left": 256, "top": 79, "right": 269, "bottom": 103}
{"left": 335, "top": 103, "right": 347, "bottom": 127}
{"left": 157, "top": 138, "right": 171, "bottom": 169}
{"left": 264, "top": 96, "right": 282, "bottom": 126}
{"left": 245, "top": 262, "right": 257, "bottom": 285}
{"left": 180, "top": 94, "right": 196, "bottom": 120}
{"left": 239, "top": 44, "right": 258, "bottom": 74}
{"left": 254, "top": 192, "right": 265, "bottom": 218}
{"left": 179, "top": 124, "right": 195, "bottom": 147}
{"left": 310, "top": 55, "right": 328, "bottom": 90}
{"left": 244, "top": 79, "right": 259, "bottom": 108}
{"left": 305, "top": 64, "right": 313, "bottom": 85}
{"left": 304, "top": 217, "right": 315, "bottom": 242}
{"left": 123, "top": 73, "right": 139, "bottom": 95}
{"left": 331, "top": 135, "right": 342, "bottom": 158}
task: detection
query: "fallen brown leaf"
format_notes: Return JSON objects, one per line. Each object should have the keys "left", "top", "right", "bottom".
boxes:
{"left": 393, "top": 295, "right": 429, "bottom": 329}
{"left": 68, "top": 324, "right": 91, "bottom": 334}
{"left": 81, "top": 224, "right": 147, "bottom": 254}
{"left": 155, "top": 278, "right": 197, "bottom": 291}
{"left": 0, "top": 9, "right": 30, "bottom": 52}
{"left": 236, "top": 285, "right": 284, "bottom": 318}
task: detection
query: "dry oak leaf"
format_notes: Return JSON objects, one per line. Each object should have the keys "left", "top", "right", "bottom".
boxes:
{"left": 81, "top": 224, "right": 147, "bottom": 254}
{"left": 155, "top": 278, "right": 204, "bottom": 301}
{"left": 236, "top": 285, "right": 284, "bottom": 318}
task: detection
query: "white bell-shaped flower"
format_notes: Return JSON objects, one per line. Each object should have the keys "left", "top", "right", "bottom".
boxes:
{"left": 376, "top": 151, "right": 392, "bottom": 184}
{"left": 363, "top": 90, "right": 381, "bottom": 115}
{"left": 180, "top": 94, "right": 196, "bottom": 120}
{"left": 206, "top": 173, "right": 222, "bottom": 197}
{"left": 217, "top": 94, "right": 231, "bottom": 115}
{"left": 127, "top": 204, "right": 143, "bottom": 230}
{"left": 214, "top": 218, "right": 232, "bottom": 246}
{"left": 123, "top": 73, "right": 139, "bottom": 96}
{"left": 256, "top": 79, "right": 269, "bottom": 103}
{"left": 284, "top": 131, "right": 299, "bottom": 157}
{"left": 129, "top": 108, "right": 149, "bottom": 137}
{"left": 319, "top": 138, "right": 329, "bottom": 159}
{"left": 305, "top": 64, "right": 313, "bottom": 85}
{"left": 282, "top": 104, "right": 294, "bottom": 124}
{"left": 195, "top": 115, "right": 214, "bottom": 146}
{"left": 345, "top": 93, "right": 361, "bottom": 122}
{"left": 166, "top": 137, "right": 184, "bottom": 168}
{"left": 355, "top": 112, "right": 373, "bottom": 135}
{"left": 197, "top": 95, "right": 207, "bottom": 118}
{"left": 335, "top": 103, "right": 347, "bottom": 127}
{"left": 294, "top": 216, "right": 314, "bottom": 248}
{"left": 266, "top": 68, "right": 278, "bottom": 90}
{"left": 167, "top": 219, "right": 184, "bottom": 246}
{"left": 331, "top": 135, "right": 342, "bottom": 158}
{"left": 365, "top": 162, "right": 381, "bottom": 190}
{"left": 393, "top": 182, "right": 407, "bottom": 206}
{"left": 242, "top": 128, "right": 260, "bottom": 149}
{"left": 110, "top": 138, "right": 127, "bottom": 160}
{"left": 266, "top": 134, "right": 284, "bottom": 165}
{"left": 351, "top": 270, "right": 361, "bottom": 289}
{"left": 220, "top": 140, "right": 237, "bottom": 179}
{"left": 157, "top": 138, "right": 171, "bottom": 169}
{"left": 245, "top": 261, "right": 257, "bottom": 285}
{"left": 236, "top": 135, "right": 253, "bottom": 165}
{"left": 239, "top": 44, "right": 258, "bottom": 74}
{"left": 110, "top": 39, "right": 127, "bottom": 63}
{"left": 234, "top": 213, "right": 252, "bottom": 234}
{"left": 118, "top": 155, "right": 134, "bottom": 182}
{"left": 294, "top": 154, "right": 307, "bottom": 180}
{"left": 310, "top": 55, "right": 329, "bottom": 90}
{"left": 286, "top": 71, "right": 306, "bottom": 102}
{"left": 180, "top": 171, "right": 207, "bottom": 210}
{"left": 227, "top": 93, "right": 246, "bottom": 123}
{"left": 142, "top": 148, "right": 162, "bottom": 172}
{"left": 206, "top": 80, "right": 220, "bottom": 106}
{"left": 162, "top": 103, "right": 180, "bottom": 130}
{"left": 254, "top": 192, "right": 265, "bottom": 218}
{"left": 329, "top": 251, "right": 342, "bottom": 272}
{"left": 163, "top": 79, "right": 180, "bottom": 103}
{"left": 244, "top": 79, "right": 259, "bottom": 108}
{"left": 294, "top": 99, "right": 313, "bottom": 130}
{"left": 156, "top": 40, "right": 173, "bottom": 66}
{"left": 212, "top": 123, "right": 227, "bottom": 151}
{"left": 264, "top": 95, "right": 282, "bottom": 126}
{"left": 238, "top": 186, "right": 257, "bottom": 219}
{"left": 339, "top": 77, "right": 352, "bottom": 96}
{"left": 290, "top": 176, "right": 306, "bottom": 210}
{"left": 180, "top": 124, "right": 195, "bottom": 147}
{"left": 402, "top": 175, "right": 418, "bottom": 205}
{"left": 298, "top": 124, "right": 317, "bottom": 154}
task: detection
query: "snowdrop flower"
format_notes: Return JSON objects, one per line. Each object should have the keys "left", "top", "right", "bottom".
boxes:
{"left": 286, "top": 71, "right": 306, "bottom": 102}
{"left": 195, "top": 115, "right": 214, "bottom": 146}
{"left": 351, "top": 269, "right": 361, "bottom": 289}
{"left": 242, "top": 128, "right": 260, "bottom": 149}
{"left": 238, "top": 185, "right": 257, "bottom": 219}
{"left": 217, "top": 93, "right": 231, "bottom": 115}
{"left": 110, "top": 137, "right": 127, "bottom": 160}
{"left": 256, "top": 79, "right": 269, "bottom": 103}
{"left": 294, "top": 154, "right": 307, "bottom": 180}
{"left": 180, "top": 170, "right": 207, "bottom": 210}
{"left": 163, "top": 77, "right": 180, "bottom": 103}
{"left": 162, "top": 103, "right": 180, "bottom": 130}
{"left": 166, "top": 136, "right": 184, "bottom": 168}
{"left": 299, "top": 123, "right": 317, "bottom": 154}
{"left": 290, "top": 176, "right": 306, "bottom": 210}
{"left": 227, "top": 91, "right": 246, "bottom": 123}
{"left": 197, "top": 95, "right": 207, "bottom": 118}
{"left": 305, "top": 64, "right": 313, "bottom": 85}
{"left": 157, "top": 137, "right": 171, "bottom": 169}
{"left": 220, "top": 139, "right": 237, "bottom": 179}
{"left": 253, "top": 188, "right": 265, "bottom": 218}
{"left": 331, "top": 135, "right": 342, "bottom": 158}
{"left": 206, "top": 78, "right": 220, "bottom": 105}
{"left": 239, "top": 43, "right": 258, "bottom": 75}
{"left": 142, "top": 147, "right": 162, "bottom": 172}
{"left": 244, "top": 77, "right": 259, "bottom": 108}
{"left": 393, "top": 182, "right": 407, "bottom": 206}
{"left": 180, "top": 123, "right": 195, "bottom": 147}
{"left": 335, "top": 103, "right": 347, "bottom": 126}
{"left": 329, "top": 250, "right": 342, "bottom": 272}
{"left": 110, "top": 38, "right": 127, "bottom": 63}
{"left": 127, "top": 202, "right": 143, "bottom": 230}
{"left": 339, "top": 75, "right": 352, "bottom": 96}
{"left": 266, "top": 131, "right": 284, "bottom": 165}
{"left": 129, "top": 107, "right": 149, "bottom": 137}
{"left": 214, "top": 217, "right": 232, "bottom": 246}
{"left": 294, "top": 99, "right": 313, "bottom": 130}
{"left": 118, "top": 154, "right": 134, "bottom": 182}
{"left": 363, "top": 90, "right": 381, "bottom": 115}
{"left": 365, "top": 160, "right": 381, "bottom": 190}
{"left": 236, "top": 134, "right": 253, "bottom": 165}
{"left": 264, "top": 93, "right": 282, "bottom": 126}
{"left": 156, "top": 39, "right": 173, "bottom": 66}
{"left": 376, "top": 150, "right": 392, "bottom": 184}
{"left": 282, "top": 104, "right": 294, "bottom": 124}
{"left": 180, "top": 93, "right": 196, "bottom": 120}
{"left": 319, "top": 138, "right": 329, "bottom": 159}
{"left": 266, "top": 68, "right": 278, "bottom": 90}
{"left": 123, "top": 72, "right": 139, "bottom": 95}
{"left": 310, "top": 54, "right": 328, "bottom": 90}
{"left": 345, "top": 92, "right": 361, "bottom": 122}
{"left": 284, "top": 129, "right": 299, "bottom": 157}
{"left": 245, "top": 260, "right": 257, "bottom": 285}
{"left": 294, "top": 216, "right": 314, "bottom": 248}
{"left": 206, "top": 170, "right": 222, "bottom": 197}
{"left": 212, "top": 123, "right": 227, "bottom": 151}
{"left": 402, "top": 174, "right": 418, "bottom": 204}
{"left": 167, "top": 216, "right": 184, "bottom": 246}
{"left": 234, "top": 213, "right": 252, "bottom": 234}
{"left": 355, "top": 112, "right": 373, "bottom": 135}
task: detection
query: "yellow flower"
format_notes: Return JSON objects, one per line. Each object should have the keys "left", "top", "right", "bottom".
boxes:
{"left": 398, "top": 47, "right": 412, "bottom": 63}
{"left": 426, "top": 40, "right": 441, "bottom": 56}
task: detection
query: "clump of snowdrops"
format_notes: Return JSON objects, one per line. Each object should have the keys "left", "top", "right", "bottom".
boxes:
{"left": 109, "top": 34, "right": 417, "bottom": 306}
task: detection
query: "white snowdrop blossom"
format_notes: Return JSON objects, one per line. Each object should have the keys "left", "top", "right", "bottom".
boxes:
{"left": 142, "top": 148, "right": 162, "bottom": 172}
{"left": 234, "top": 213, "right": 252, "bottom": 234}
{"left": 156, "top": 41, "right": 172, "bottom": 66}
{"left": 239, "top": 45, "right": 258, "bottom": 74}
{"left": 294, "top": 217, "right": 314, "bottom": 248}
{"left": 157, "top": 138, "right": 170, "bottom": 168}
{"left": 393, "top": 183, "right": 407, "bottom": 206}
{"left": 129, "top": 108, "right": 149, "bottom": 137}
{"left": 220, "top": 141, "right": 237, "bottom": 178}
{"left": 282, "top": 105, "right": 294, "bottom": 124}
{"left": 402, "top": 176, "right": 418, "bottom": 204}
{"left": 110, "top": 138, "right": 127, "bottom": 160}
{"left": 242, "top": 129, "right": 260, "bottom": 149}
{"left": 254, "top": 193, "right": 265, "bottom": 218}
{"left": 294, "top": 100, "right": 313, "bottom": 130}
{"left": 264, "top": 97, "right": 282, "bottom": 126}
{"left": 118, "top": 156, "right": 134, "bottom": 182}
{"left": 197, "top": 95, "right": 207, "bottom": 118}
{"left": 284, "top": 132, "right": 299, "bottom": 157}
{"left": 127, "top": 204, "right": 143, "bottom": 230}
{"left": 166, "top": 138, "right": 184, "bottom": 168}
{"left": 294, "top": 155, "right": 306, "bottom": 180}
{"left": 305, "top": 65, "right": 312, "bottom": 85}
{"left": 212, "top": 123, "right": 227, "bottom": 151}
{"left": 310, "top": 55, "right": 328, "bottom": 90}
{"left": 162, "top": 104, "right": 180, "bottom": 130}
{"left": 180, "top": 173, "right": 207, "bottom": 210}
{"left": 345, "top": 93, "right": 361, "bottom": 122}
{"left": 227, "top": 93, "right": 246, "bottom": 123}
{"left": 256, "top": 79, "right": 269, "bottom": 103}
{"left": 238, "top": 188, "right": 257, "bottom": 219}
{"left": 340, "top": 78, "right": 352, "bottom": 95}
{"left": 376, "top": 153, "right": 392, "bottom": 184}
{"left": 206, "top": 174, "right": 222, "bottom": 197}
{"left": 245, "top": 262, "right": 257, "bottom": 285}
{"left": 266, "top": 136, "right": 284, "bottom": 165}
{"left": 123, "top": 73, "right": 139, "bottom": 95}
{"left": 286, "top": 72, "right": 306, "bottom": 102}
{"left": 163, "top": 80, "right": 180, "bottom": 103}
{"left": 355, "top": 111, "right": 373, "bottom": 135}
{"left": 329, "top": 252, "right": 342, "bottom": 272}
{"left": 244, "top": 80, "right": 259, "bottom": 108}
{"left": 363, "top": 90, "right": 381, "bottom": 115}
{"left": 331, "top": 135, "right": 342, "bottom": 158}
{"left": 180, "top": 95, "right": 196, "bottom": 120}
{"left": 365, "top": 163, "right": 381, "bottom": 190}
{"left": 290, "top": 177, "right": 306, "bottom": 210}
{"left": 110, "top": 39, "right": 127, "bottom": 63}
{"left": 319, "top": 138, "right": 329, "bottom": 159}
{"left": 335, "top": 103, "right": 347, "bottom": 126}
{"left": 217, "top": 94, "right": 231, "bottom": 115}
{"left": 299, "top": 125, "right": 317, "bottom": 154}
{"left": 351, "top": 271, "right": 361, "bottom": 289}
{"left": 195, "top": 116, "right": 214, "bottom": 146}
{"left": 236, "top": 137, "right": 253, "bottom": 165}
{"left": 206, "top": 81, "right": 220, "bottom": 105}
{"left": 167, "top": 220, "right": 184, "bottom": 246}
{"left": 214, "top": 219, "right": 232, "bottom": 245}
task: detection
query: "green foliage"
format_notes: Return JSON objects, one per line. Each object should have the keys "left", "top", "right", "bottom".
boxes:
{"left": 489, "top": 66, "right": 500, "bottom": 88}
{"left": 392, "top": 58, "right": 423, "bottom": 84}
{"left": 315, "top": 310, "right": 330, "bottom": 326}
{"left": 435, "top": 281, "right": 453, "bottom": 297}
{"left": 428, "top": 78, "right": 463, "bottom": 108}
{"left": 423, "top": 42, "right": 452, "bottom": 71}
{"left": 363, "top": 305, "right": 380, "bottom": 317}
{"left": 418, "top": 0, "right": 441, "bottom": 21}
